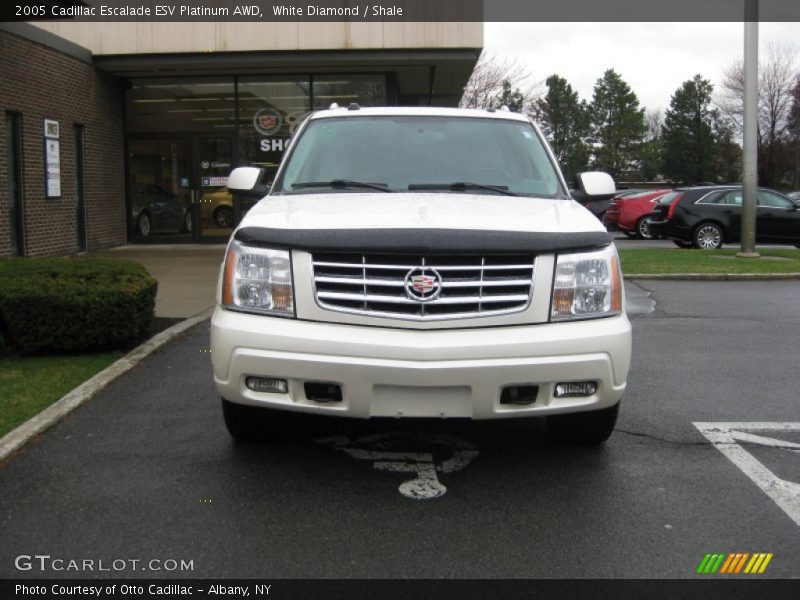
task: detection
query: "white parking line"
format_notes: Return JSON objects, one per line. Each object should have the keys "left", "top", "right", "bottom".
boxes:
{"left": 694, "top": 422, "right": 800, "bottom": 527}
{"left": 316, "top": 431, "right": 478, "bottom": 500}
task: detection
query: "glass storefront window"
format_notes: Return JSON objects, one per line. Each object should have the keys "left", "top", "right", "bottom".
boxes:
{"left": 237, "top": 78, "right": 311, "bottom": 184}
{"left": 126, "top": 78, "right": 236, "bottom": 133}
{"left": 129, "top": 139, "right": 193, "bottom": 238}
{"left": 124, "top": 73, "right": 388, "bottom": 240}
{"left": 312, "top": 74, "right": 386, "bottom": 109}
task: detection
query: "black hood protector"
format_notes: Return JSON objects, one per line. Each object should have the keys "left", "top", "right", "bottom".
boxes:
{"left": 234, "top": 227, "right": 612, "bottom": 254}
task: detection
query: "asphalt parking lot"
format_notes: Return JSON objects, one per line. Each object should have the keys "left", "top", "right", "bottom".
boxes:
{"left": 2, "top": 280, "right": 799, "bottom": 578}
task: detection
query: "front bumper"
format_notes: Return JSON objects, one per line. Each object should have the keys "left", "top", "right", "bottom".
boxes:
{"left": 211, "top": 308, "right": 632, "bottom": 420}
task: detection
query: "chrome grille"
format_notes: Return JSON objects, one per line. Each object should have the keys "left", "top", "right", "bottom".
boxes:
{"left": 311, "top": 253, "right": 535, "bottom": 320}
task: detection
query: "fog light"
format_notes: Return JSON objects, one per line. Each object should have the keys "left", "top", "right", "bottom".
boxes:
{"left": 245, "top": 376, "right": 288, "bottom": 394}
{"left": 500, "top": 385, "right": 539, "bottom": 405}
{"left": 304, "top": 382, "right": 343, "bottom": 403}
{"left": 554, "top": 381, "right": 597, "bottom": 398}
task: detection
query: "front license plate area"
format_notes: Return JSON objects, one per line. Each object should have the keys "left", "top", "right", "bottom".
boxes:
{"left": 371, "top": 385, "right": 472, "bottom": 418}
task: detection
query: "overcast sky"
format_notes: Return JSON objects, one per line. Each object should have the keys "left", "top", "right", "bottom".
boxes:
{"left": 484, "top": 22, "right": 798, "bottom": 113}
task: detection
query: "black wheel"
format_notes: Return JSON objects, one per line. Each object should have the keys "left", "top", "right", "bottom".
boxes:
{"left": 673, "top": 240, "right": 693, "bottom": 249}
{"left": 221, "top": 398, "right": 294, "bottom": 442}
{"left": 213, "top": 205, "right": 234, "bottom": 228}
{"left": 692, "top": 222, "right": 724, "bottom": 249}
{"left": 635, "top": 216, "right": 654, "bottom": 240}
{"left": 546, "top": 402, "right": 620, "bottom": 445}
{"left": 136, "top": 212, "right": 151, "bottom": 236}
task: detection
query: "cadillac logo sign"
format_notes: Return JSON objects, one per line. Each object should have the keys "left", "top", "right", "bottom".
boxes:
{"left": 253, "top": 108, "right": 282, "bottom": 136}
{"left": 405, "top": 268, "right": 442, "bottom": 302}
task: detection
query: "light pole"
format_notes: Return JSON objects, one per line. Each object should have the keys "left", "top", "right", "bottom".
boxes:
{"left": 738, "top": 0, "right": 759, "bottom": 258}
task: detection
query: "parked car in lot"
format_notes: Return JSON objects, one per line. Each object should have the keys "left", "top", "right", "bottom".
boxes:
{"left": 132, "top": 183, "right": 192, "bottom": 236}
{"left": 788, "top": 191, "right": 800, "bottom": 202}
{"left": 649, "top": 185, "right": 800, "bottom": 249}
{"left": 212, "top": 106, "right": 632, "bottom": 445}
{"left": 603, "top": 189, "right": 671, "bottom": 239}
{"left": 578, "top": 188, "right": 645, "bottom": 222}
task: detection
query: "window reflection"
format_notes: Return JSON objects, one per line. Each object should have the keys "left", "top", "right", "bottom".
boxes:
{"left": 126, "top": 79, "right": 236, "bottom": 133}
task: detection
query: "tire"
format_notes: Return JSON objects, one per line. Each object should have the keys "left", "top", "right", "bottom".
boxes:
{"left": 213, "top": 205, "right": 234, "bottom": 228}
{"left": 546, "top": 402, "right": 620, "bottom": 445}
{"left": 673, "top": 240, "right": 693, "bottom": 249}
{"left": 136, "top": 212, "right": 151, "bottom": 237}
{"left": 692, "top": 222, "right": 724, "bottom": 249}
{"left": 635, "top": 216, "right": 654, "bottom": 240}
{"left": 622, "top": 230, "right": 636, "bottom": 238}
{"left": 221, "top": 398, "right": 294, "bottom": 442}
{"left": 182, "top": 210, "right": 193, "bottom": 234}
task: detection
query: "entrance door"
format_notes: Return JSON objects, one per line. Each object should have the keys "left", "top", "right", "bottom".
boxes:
{"left": 196, "top": 137, "right": 235, "bottom": 240}
{"left": 128, "top": 138, "right": 194, "bottom": 240}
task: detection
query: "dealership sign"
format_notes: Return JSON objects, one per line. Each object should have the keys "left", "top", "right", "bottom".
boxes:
{"left": 253, "top": 108, "right": 282, "bottom": 136}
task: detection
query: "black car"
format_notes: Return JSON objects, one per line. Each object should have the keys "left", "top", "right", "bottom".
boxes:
{"left": 132, "top": 183, "right": 192, "bottom": 236}
{"left": 649, "top": 186, "right": 800, "bottom": 249}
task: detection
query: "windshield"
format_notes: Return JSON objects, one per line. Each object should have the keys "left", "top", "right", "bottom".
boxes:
{"left": 273, "top": 115, "right": 566, "bottom": 198}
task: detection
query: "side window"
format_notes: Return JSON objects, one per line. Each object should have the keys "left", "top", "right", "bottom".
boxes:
{"left": 723, "top": 191, "right": 742, "bottom": 206}
{"left": 697, "top": 191, "right": 726, "bottom": 204}
{"left": 757, "top": 191, "right": 793, "bottom": 209}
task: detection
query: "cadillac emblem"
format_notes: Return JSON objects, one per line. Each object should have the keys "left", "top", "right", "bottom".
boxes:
{"left": 253, "top": 108, "right": 283, "bottom": 137}
{"left": 405, "top": 268, "right": 442, "bottom": 302}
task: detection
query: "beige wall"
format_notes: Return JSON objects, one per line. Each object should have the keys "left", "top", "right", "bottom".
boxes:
{"left": 33, "top": 22, "right": 482, "bottom": 55}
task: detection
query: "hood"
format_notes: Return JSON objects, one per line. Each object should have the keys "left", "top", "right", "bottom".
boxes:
{"left": 239, "top": 192, "right": 604, "bottom": 234}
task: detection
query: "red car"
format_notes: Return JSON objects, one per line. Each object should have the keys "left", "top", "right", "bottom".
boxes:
{"left": 603, "top": 189, "right": 670, "bottom": 239}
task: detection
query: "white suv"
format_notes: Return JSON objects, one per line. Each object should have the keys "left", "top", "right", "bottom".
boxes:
{"left": 211, "top": 106, "right": 631, "bottom": 444}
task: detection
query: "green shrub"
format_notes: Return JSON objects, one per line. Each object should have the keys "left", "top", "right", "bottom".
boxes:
{"left": 0, "top": 258, "right": 157, "bottom": 354}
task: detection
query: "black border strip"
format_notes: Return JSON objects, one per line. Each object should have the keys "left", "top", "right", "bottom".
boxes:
{"left": 234, "top": 227, "right": 612, "bottom": 253}
{"left": 4, "top": 0, "right": 800, "bottom": 22}
{"left": 0, "top": 0, "right": 800, "bottom": 23}
{"left": 2, "top": 579, "right": 798, "bottom": 600}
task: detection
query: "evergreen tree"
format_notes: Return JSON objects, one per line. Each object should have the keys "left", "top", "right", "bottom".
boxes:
{"left": 491, "top": 80, "right": 526, "bottom": 112}
{"left": 589, "top": 69, "right": 647, "bottom": 178}
{"left": 534, "top": 74, "right": 590, "bottom": 181}
{"left": 661, "top": 75, "right": 721, "bottom": 184}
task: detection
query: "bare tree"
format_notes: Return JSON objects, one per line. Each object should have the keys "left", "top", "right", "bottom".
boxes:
{"left": 645, "top": 109, "right": 663, "bottom": 141}
{"left": 791, "top": 77, "right": 800, "bottom": 187}
{"left": 459, "top": 53, "right": 541, "bottom": 111}
{"left": 717, "top": 42, "right": 798, "bottom": 186}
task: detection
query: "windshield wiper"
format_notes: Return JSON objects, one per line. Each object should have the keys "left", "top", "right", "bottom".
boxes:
{"left": 291, "top": 180, "right": 394, "bottom": 193}
{"left": 408, "top": 182, "right": 520, "bottom": 196}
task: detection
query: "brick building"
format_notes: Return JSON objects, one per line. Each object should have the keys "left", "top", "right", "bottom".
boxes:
{"left": 0, "top": 21, "right": 481, "bottom": 256}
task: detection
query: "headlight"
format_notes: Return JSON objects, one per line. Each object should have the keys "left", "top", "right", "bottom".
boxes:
{"left": 221, "top": 240, "right": 294, "bottom": 317}
{"left": 551, "top": 245, "right": 622, "bottom": 321}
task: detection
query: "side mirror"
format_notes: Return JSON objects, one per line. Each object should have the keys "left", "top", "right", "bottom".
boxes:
{"left": 228, "top": 167, "right": 267, "bottom": 193}
{"left": 575, "top": 171, "right": 616, "bottom": 197}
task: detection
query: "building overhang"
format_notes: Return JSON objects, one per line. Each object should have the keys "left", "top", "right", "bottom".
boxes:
{"left": 94, "top": 48, "right": 480, "bottom": 106}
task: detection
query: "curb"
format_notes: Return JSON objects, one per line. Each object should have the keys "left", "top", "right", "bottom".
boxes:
{"left": 625, "top": 273, "right": 800, "bottom": 281}
{"left": 0, "top": 308, "right": 214, "bottom": 464}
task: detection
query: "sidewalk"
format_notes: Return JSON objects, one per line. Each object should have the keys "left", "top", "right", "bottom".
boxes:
{"left": 96, "top": 244, "right": 226, "bottom": 318}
